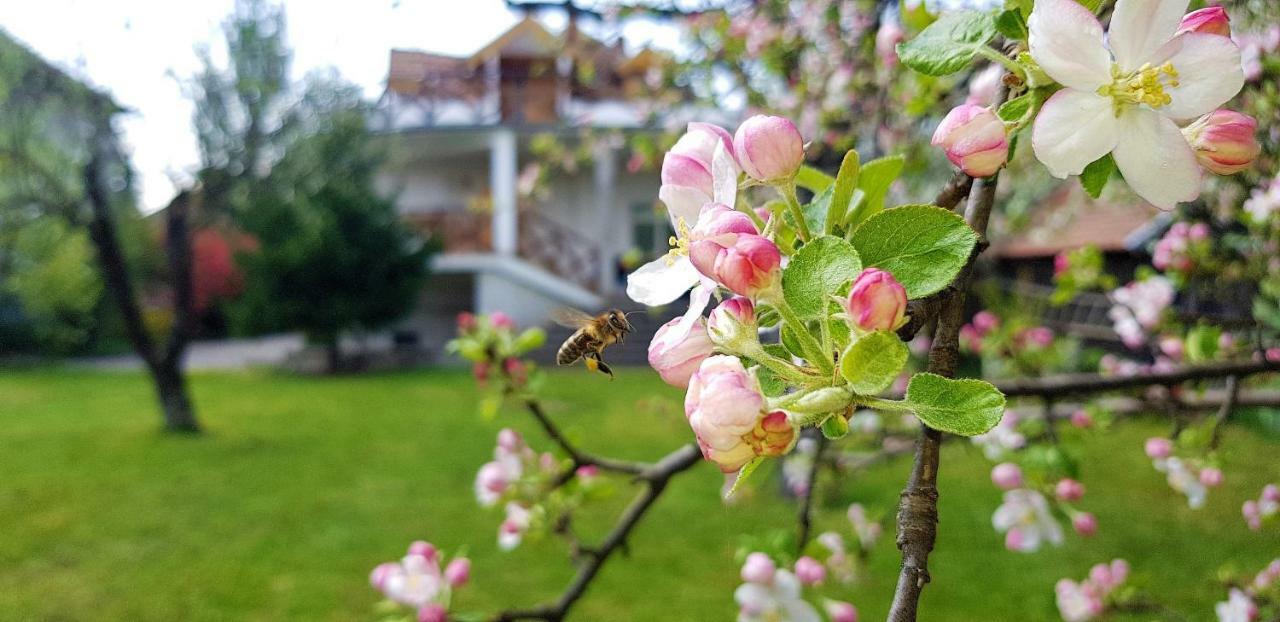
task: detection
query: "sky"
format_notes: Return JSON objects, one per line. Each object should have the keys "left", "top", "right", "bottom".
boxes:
{"left": 1, "top": 0, "right": 679, "bottom": 212}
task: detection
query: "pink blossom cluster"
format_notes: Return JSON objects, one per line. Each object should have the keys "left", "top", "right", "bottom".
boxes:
{"left": 959, "top": 311, "right": 999, "bottom": 353}
{"left": 1143, "top": 438, "right": 1225, "bottom": 509}
{"left": 1054, "top": 560, "right": 1129, "bottom": 622}
{"left": 1152, "top": 221, "right": 1210, "bottom": 273}
{"left": 991, "top": 464, "right": 1095, "bottom": 546}
{"left": 474, "top": 429, "right": 583, "bottom": 550}
{"left": 734, "top": 552, "right": 858, "bottom": 622}
{"left": 1107, "top": 277, "right": 1175, "bottom": 349}
{"left": 370, "top": 540, "right": 471, "bottom": 622}
{"left": 1214, "top": 558, "right": 1277, "bottom": 622}
{"left": 1242, "top": 484, "right": 1279, "bottom": 531}
{"left": 1237, "top": 25, "right": 1280, "bottom": 82}
{"left": 455, "top": 312, "right": 529, "bottom": 386}
{"left": 1244, "top": 177, "right": 1280, "bottom": 224}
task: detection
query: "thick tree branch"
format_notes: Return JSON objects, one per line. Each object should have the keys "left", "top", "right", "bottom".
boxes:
{"left": 492, "top": 443, "right": 702, "bottom": 622}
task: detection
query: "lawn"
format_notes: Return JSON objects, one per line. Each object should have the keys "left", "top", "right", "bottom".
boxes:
{"left": 0, "top": 367, "right": 1276, "bottom": 621}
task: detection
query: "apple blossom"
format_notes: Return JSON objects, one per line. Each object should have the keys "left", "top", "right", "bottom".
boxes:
{"left": 1055, "top": 478, "right": 1086, "bottom": 502}
{"left": 734, "top": 567, "right": 821, "bottom": 622}
{"left": 1157, "top": 457, "right": 1207, "bottom": 508}
{"left": 1264, "top": 484, "right": 1280, "bottom": 504}
{"left": 845, "top": 268, "right": 908, "bottom": 333}
{"left": 931, "top": 104, "right": 1008, "bottom": 178}
{"left": 648, "top": 316, "right": 715, "bottom": 388}
{"left": 407, "top": 540, "right": 438, "bottom": 563}
{"left": 875, "top": 20, "right": 905, "bottom": 67}
{"left": 685, "top": 355, "right": 795, "bottom": 472}
{"left": 991, "top": 463, "right": 1024, "bottom": 490}
{"left": 1023, "top": 326, "right": 1055, "bottom": 348}
{"left": 1072, "top": 512, "right": 1098, "bottom": 537}
{"left": 490, "top": 311, "right": 515, "bottom": 330}
{"left": 444, "top": 558, "right": 471, "bottom": 588}
{"left": 1144, "top": 437, "right": 1174, "bottom": 459}
{"left": 475, "top": 461, "right": 512, "bottom": 507}
{"left": 972, "top": 412, "right": 1026, "bottom": 460}
{"left": 824, "top": 600, "right": 859, "bottom": 622}
{"left": 741, "top": 552, "right": 777, "bottom": 584}
{"left": 973, "top": 310, "right": 1000, "bottom": 334}
{"left": 1028, "top": 0, "right": 1244, "bottom": 208}
{"left": 499, "top": 502, "right": 532, "bottom": 550}
{"left": 1055, "top": 579, "right": 1104, "bottom": 622}
{"left": 690, "top": 233, "right": 783, "bottom": 299}
{"left": 734, "top": 115, "right": 805, "bottom": 182}
{"left": 456, "top": 312, "right": 476, "bottom": 332}
{"left": 794, "top": 556, "right": 826, "bottom": 586}
{"left": 847, "top": 503, "right": 882, "bottom": 550}
{"left": 369, "top": 542, "right": 457, "bottom": 612}
{"left": 1070, "top": 409, "right": 1094, "bottom": 429}
{"left": 1177, "top": 6, "right": 1231, "bottom": 38}
{"left": 967, "top": 64, "right": 1003, "bottom": 106}
{"left": 993, "top": 489, "right": 1064, "bottom": 552}
{"left": 1182, "top": 109, "right": 1260, "bottom": 174}
{"left": 417, "top": 604, "right": 447, "bottom": 622}
{"left": 1244, "top": 177, "right": 1280, "bottom": 223}
{"left": 1199, "top": 467, "right": 1224, "bottom": 487}
{"left": 1215, "top": 588, "right": 1258, "bottom": 622}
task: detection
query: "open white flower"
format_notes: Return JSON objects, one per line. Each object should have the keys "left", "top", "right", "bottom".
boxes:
{"left": 992, "top": 489, "right": 1064, "bottom": 552}
{"left": 734, "top": 569, "right": 821, "bottom": 622}
{"left": 1029, "top": 0, "right": 1243, "bottom": 208}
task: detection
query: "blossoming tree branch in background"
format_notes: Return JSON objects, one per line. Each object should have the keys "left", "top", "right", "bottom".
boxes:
{"left": 368, "top": 0, "right": 1280, "bottom": 620}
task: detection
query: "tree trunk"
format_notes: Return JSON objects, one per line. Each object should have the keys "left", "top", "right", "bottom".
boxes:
{"left": 152, "top": 360, "right": 199, "bottom": 432}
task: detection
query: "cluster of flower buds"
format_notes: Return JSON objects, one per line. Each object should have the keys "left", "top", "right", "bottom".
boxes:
{"left": 685, "top": 356, "right": 795, "bottom": 472}
{"left": 1054, "top": 559, "right": 1129, "bottom": 622}
{"left": 1152, "top": 221, "right": 1211, "bottom": 273}
{"left": 1108, "top": 277, "right": 1175, "bottom": 350}
{"left": 370, "top": 540, "right": 471, "bottom": 622}
{"left": 449, "top": 312, "right": 545, "bottom": 388}
{"left": 1242, "top": 483, "right": 1279, "bottom": 531}
{"left": 735, "top": 552, "right": 857, "bottom": 622}
{"left": 991, "top": 463, "right": 1095, "bottom": 547}
{"left": 1143, "top": 437, "right": 1225, "bottom": 510}
{"left": 473, "top": 429, "right": 594, "bottom": 550}
{"left": 959, "top": 311, "right": 999, "bottom": 354}
{"left": 1244, "top": 177, "right": 1280, "bottom": 225}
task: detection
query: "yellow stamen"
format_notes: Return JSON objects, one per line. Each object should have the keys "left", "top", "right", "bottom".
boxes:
{"left": 664, "top": 217, "right": 693, "bottom": 265}
{"left": 1097, "top": 62, "right": 1179, "bottom": 115}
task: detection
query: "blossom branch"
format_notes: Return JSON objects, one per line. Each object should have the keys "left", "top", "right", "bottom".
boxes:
{"left": 521, "top": 398, "right": 648, "bottom": 477}
{"left": 492, "top": 444, "right": 703, "bottom": 622}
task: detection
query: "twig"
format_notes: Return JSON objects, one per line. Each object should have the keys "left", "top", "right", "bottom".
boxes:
{"left": 932, "top": 172, "right": 974, "bottom": 211}
{"left": 492, "top": 444, "right": 703, "bottom": 622}
{"left": 996, "top": 359, "right": 1280, "bottom": 398}
{"left": 796, "top": 435, "right": 828, "bottom": 553}
{"left": 1003, "top": 389, "right": 1280, "bottom": 420}
{"left": 1209, "top": 375, "right": 1241, "bottom": 450}
{"left": 522, "top": 399, "right": 648, "bottom": 477}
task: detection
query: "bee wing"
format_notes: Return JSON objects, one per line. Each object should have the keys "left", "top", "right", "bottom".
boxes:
{"left": 551, "top": 307, "right": 596, "bottom": 329}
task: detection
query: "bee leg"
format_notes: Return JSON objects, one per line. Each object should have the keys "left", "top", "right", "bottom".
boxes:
{"left": 587, "top": 352, "right": 614, "bottom": 379}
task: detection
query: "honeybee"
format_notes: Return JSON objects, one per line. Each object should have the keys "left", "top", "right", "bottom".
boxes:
{"left": 554, "top": 308, "right": 633, "bottom": 379}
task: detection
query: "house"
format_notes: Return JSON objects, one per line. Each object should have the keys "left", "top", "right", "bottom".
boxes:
{"left": 372, "top": 17, "right": 691, "bottom": 353}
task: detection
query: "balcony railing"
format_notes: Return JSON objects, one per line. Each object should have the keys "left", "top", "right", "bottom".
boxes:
{"left": 406, "top": 209, "right": 602, "bottom": 293}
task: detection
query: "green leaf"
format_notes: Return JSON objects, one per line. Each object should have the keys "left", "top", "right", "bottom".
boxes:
{"left": 851, "top": 204, "right": 978, "bottom": 298}
{"left": 1075, "top": 0, "right": 1103, "bottom": 12}
{"left": 827, "top": 150, "right": 861, "bottom": 234}
{"left": 897, "top": 11, "right": 998, "bottom": 77}
{"left": 845, "top": 155, "right": 905, "bottom": 230}
{"left": 821, "top": 415, "right": 850, "bottom": 440}
{"left": 803, "top": 186, "right": 834, "bottom": 240}
{"left": 795, "top": 165, "right": 835, "bottom": 193}
{"left": 782, "top": 236, "right": 863, "bottom": 319}
{"left": 478, "top": 393, "right": 502, "bottom": 421}
{"left": 998, "top": 92, "right": 1031, "bottom": 122}
{"left": 1185, "top": 324, "right": 1222, "bottom": 363}
{"left": 1080, "top": 154, "right": 1116, "bottom": 198}
{"left": 905, "top": 373, "right": 1006, "bottom": 436}
{"left": 727, "top": 456, "right": 765, "bottom": 497}
{"left": 754, "top": 363, "right": 788, "bottom": 397}
{"left": 840, "top": 331, "right": 909, "bottom": 395}
{"left": 512, "top": 328, "right": 546, "bottom": 354}
{"left": 994, "top": 9, "right": 1027, "bottom": 40}
{"left": 901, "top": 0, "right": 936, "bottom": 31}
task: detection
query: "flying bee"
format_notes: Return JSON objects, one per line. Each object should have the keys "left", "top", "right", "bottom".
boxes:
{"left": 554, "top": 308, "right": 633, "bottom": 379}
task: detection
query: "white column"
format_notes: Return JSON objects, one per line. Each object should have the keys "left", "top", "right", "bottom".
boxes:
{"left": 593, "top": 142, "right": 618, "bottom": 294}
{"left": 490, "top": 129, "right": 518, "bottom": 257}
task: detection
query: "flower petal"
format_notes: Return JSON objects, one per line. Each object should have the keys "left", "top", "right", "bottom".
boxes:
{"left": 653, "top": 282, "right": 713, "bottom": 349}
{"left": 658, "top": 185, "right": 712, "bottom": 229}
{"left": 712, "top": 140, "right": 739, "bottom": 207}
{"left": 1031, "top": 89, "right": 1120, "bottom": 178}
{"left": 1108, "top": 0, "right": 1189, "bottom": 71}
{"left": 1151, "top": 33, "right": 1244, "bottom": 120}
{"left": 1028, "top": 0, "right": 1112, "bottom": 91}
{"left": 626, "top": 257, "right": 699, "bottom": 306}
{"left": 1112, "top": 108, "right": 1201, "bottom": 209}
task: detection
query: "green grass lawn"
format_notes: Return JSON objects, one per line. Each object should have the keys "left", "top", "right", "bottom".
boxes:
{"left": 0, "top": 367, "right": 1277, "bottom": 621}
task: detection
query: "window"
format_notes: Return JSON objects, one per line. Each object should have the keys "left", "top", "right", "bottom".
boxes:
{"left": 630, "top": 201, "right": 670, "bottom": 258}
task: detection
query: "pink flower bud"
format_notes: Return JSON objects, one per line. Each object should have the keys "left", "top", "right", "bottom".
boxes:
{"left": 407, "top": 540, "right": 438, "bottom": 563}
{"left": 445, "top": 558, "right": 471, "bottom": 588}
{"left": 1023, "top": 326, "right": 1054, "bottom": 348}
{"left": 794, "top": 556, "right": 827, "bottom": 585}
{"left": 575, "top": 464, "right": 600, "bottom": 484}
{"left": 1109, "top": 559, "right": 1130, "bottom": 586}
{"left": 875, "top": 21, "right": 905, "bottom": 67}
{"left": 417, "top": 603, "right": 447, "bottom": 622}
{"left": 741, "top": 552, "right": 777, "bottom": 584}
{"left": 648, "top": 316, "right": 715, "bottom": 389}
{"left": 1183, "top": 110, "right": 1260, "bottom": 175}
{"left": 497, "top": 428, "right": 523, "bottom": 453}
{"left": 733, "top": 115, "right": 805, "bottom": 181}
{"left": 972, "top": 310, "right": 999, "bottom": 334}
{"left": 1188, "top": 222, "right": 1210, "bottom": 241}
{"left": 1055, "top": 478, "right": 1086, "bottom": 502}
{"left": 685, "top": 356, "right": 770, "bottom": 472}
{"left": 1264, "top": 484, "right": 1280, "bottom": 503}
{"left": 1088, "top": 563, "right": 1113, "bottom": 588}
{"left": 1199, "top": 467, "right": 1225, "bottom": 487}
{"left": 846, "top": 268, "right": 908, "bottom": 332}
{"left": 1177, "top": 7, "right": 1231, "bottom": 37}
{"left": 1054, "top": 252, "right": 1070, "bottom": 277}
{"left": 931, "top": 104, "right": 1008, "bottom": 178}
{"left": 689, "top": 234, "right": 782, "bottom": 298}
{"left": 1144, "top": 437, "right": 1173, "bottom": 459}
{"left": 370, "top": 562, "right": 400, "bottom": 590}
{"left": 474, "top": 461, "right": 509, "bottom": 506}
{"left": 490, "top": 311, "right": 515, "bottom": 330}
{"left": 991, "top": 463, "right": 1024, "bottom": 490}
{"left": 472, "top": 362, "right": 489, "bottom": 383}
{"left": 1070, "top": 409, "right": 1094, "bottom": 429}
{"left": 1159, "top": 336, "right": 1185, "bottom": 360}
{"left": 1072, "top": 512, "right": 1098, "bottom": 537}
{"left": 824, "top": 600, "right": 859, "bottom": 622}
{"left": 457, "top": 312, "right": 476, "bottom": 331}
{"left": 708, "top": 297, "right": 757, "bottom": 346}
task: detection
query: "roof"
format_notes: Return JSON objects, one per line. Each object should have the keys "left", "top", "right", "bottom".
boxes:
{"left": 990, "top": 182, "right": 1159, "bottom": 258}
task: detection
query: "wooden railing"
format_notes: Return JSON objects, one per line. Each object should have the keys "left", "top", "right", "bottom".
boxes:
{"left": 518, "top": 211, "right": 602, "bottom": 293}
{"left": 406, "top": 209, "right": 603, "bottom": 293}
